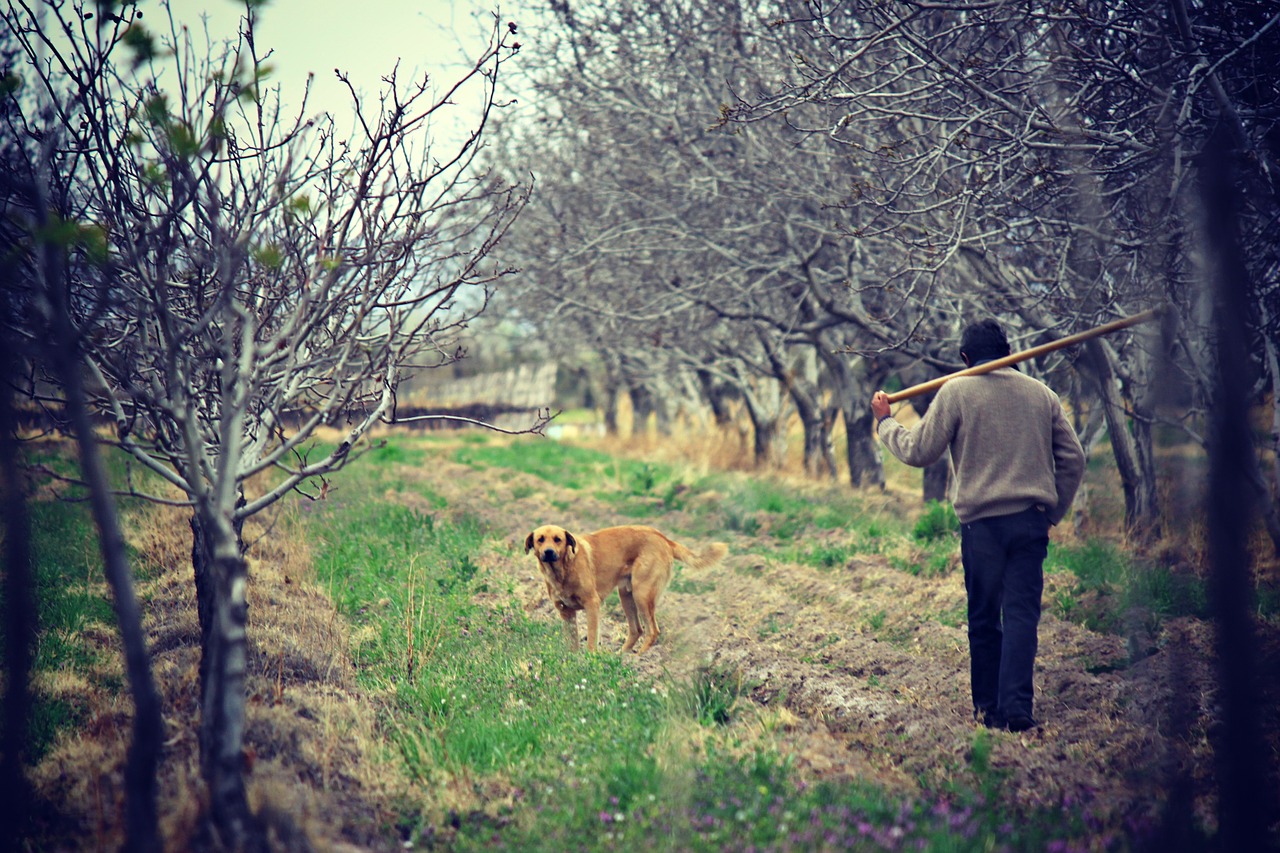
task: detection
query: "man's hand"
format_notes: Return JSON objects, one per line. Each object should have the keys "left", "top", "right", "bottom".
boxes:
{"left": 871, "top": 391, "right": 892, "bottom": 422}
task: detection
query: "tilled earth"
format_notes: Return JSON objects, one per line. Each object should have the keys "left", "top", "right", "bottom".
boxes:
{"left": 418, "top": 450, "right": 1280, "bottom": 844}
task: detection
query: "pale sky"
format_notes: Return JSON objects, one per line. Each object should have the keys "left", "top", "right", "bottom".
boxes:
{"left": 163, "top": 0, "right": 512, "bottom": 144}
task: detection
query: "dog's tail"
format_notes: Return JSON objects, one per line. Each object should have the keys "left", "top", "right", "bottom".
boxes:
{"left": 673, "top": 540, "right": 728, "bottom": 570}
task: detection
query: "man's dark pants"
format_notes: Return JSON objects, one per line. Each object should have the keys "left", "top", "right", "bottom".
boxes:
{"left": 960, "top": 505, "right": 1051, "bottom": 723}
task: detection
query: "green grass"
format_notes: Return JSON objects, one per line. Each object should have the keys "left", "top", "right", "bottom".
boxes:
{"left": 1046, "top": 540, "right": 1211, "bottom": 634}
{"left": 465, "top": 740, "right": 1106, "bottom": 853}
{"left": 913, "top": 501, "right": 960, "bottom": 542}
{"left": 889, "top": 549, "right": 955, "bottom": 579}
{"left": 715, "top": 476, "right": 879, "bottom": 547}
{"left": 450, "top": 437, "right": 618, "bottom": 490}
{"left": 367, "top": 439, "right": 429, "bottom": 467}
{"left": 11, "top": 468, "right": 151, "bottom": 762}
{"left": 789, "top": 540, "right": 860, "bottom": 570}
{"left": 23, "top": 502, "right": 109, "bottom": 759}
{"left": 449, "top": 438, "right": 710, "bottom": 518}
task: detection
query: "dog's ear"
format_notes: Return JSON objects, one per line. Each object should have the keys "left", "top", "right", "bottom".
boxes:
{"left": 564, "top": 530, "right": 577, "bottom": 557}
{"left": 524, "top": 532, "right": 535, "bottom": 554}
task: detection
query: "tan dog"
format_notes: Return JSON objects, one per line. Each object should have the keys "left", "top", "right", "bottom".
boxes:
{"left": 525, "top": 524, "right": 727, "bottom": 653}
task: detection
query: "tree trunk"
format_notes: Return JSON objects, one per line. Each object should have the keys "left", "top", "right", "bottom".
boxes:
{"left": 1260, "top": 336, "right": 1280, "bottom": 554}
{"left": 922, "top": 458, "right": 951, "bottom": 503}
{"left": 821, "top": 350, "right": 884, "bottom": 488}
{"left": 738, "top": 385, "right": 787, "bottom": 469}
{"left": 730, "top": 368, "right": 788, "bottom": 469}
{"left": 799, "top": 413, "right": 832, "bottom": 478}
{"left": 0, "top": 338, "right": 34, "bottom": 853}
{"left": 749, "top": 411, "right": 783, "bottom": 469}
{"left": 1271, "top": 337, "right": 1280, "bottom": 503}
{"left": 1083, "top": 339, "right": 1160, "bottom": 539}
{"left": 1069, "top": 393, "right": 1108, "bottom": 535}
{"left": 790, "top": 384, "right": 834, "bottom": 478}
{"left": 1240, "top": 452, "right": 1280, "bottom": 556}
{"left": 650, "top": 379, "right": 676, "bottom": 436}
{"left": 39, "top": 229, "right": 161, "bottom": 851}
{"left": 192, "top": 518, "right": 216, "bottom": 690}
{"left": 191, "top": 510, "right": 260, "bottom": 850}
{"left": 59, "top": 359, "right": 162, "bottom": 853}
{"left": 629, "top": 384, "right": 656, "bottom": 436}
{"left": 696, "top": 367, "right": 735, "bottom": 427}
{"left": 601, "top": 384, "right": 620, "bottom": 435}
{"left": 820, "top": 405, "right": 841, "bottom": 479}
{"left": 597, "top": 357, "right": 623, "bottom": 436}
{"left": 842, "top": 404, "right": 885, "bottom": 488}
{"left": 762, "top": 341, "right": 835, "bottom": 478}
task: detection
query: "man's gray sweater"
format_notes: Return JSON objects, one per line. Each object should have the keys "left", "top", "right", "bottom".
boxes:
{"left": 877, "top": 367, "right": 1086, "bottom": 525}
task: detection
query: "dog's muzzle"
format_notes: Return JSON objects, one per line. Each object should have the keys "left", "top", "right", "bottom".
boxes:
{"left": 541, "top": 549, "right": 559, "bottom": 563}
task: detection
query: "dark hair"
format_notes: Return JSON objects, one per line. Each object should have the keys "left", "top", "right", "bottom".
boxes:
{"left": 960, "top": 319, "right": 1011, "bottom": 363}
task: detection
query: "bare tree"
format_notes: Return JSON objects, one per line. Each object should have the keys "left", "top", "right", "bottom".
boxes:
{"left": 1, "top": 1, "right": 529, "bottom": 845}
{"left": 497, "top": 0, "right": 1278, "bottom": 530}
{"left": 492, "top": 0, "right": 904, "bottom": 481}
{"left": 728, "top": 0, "right": 1280, "bottom": 541}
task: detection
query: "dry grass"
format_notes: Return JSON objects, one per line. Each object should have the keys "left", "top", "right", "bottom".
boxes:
{"left": 589, "top": 399, "right": 927, "bottom": 498}
{"left": 27, "top": 497, "right": 400, "bottom": 851}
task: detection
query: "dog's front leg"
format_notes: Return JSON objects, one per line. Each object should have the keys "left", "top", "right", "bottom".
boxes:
{"left": 563, "top": 615, "right": 580, "bottom": 651}
{"left": 584, "top": 596, "right": 602, "bottom": 651}
{"left": 554, "top": 601, "right": 580, "bottom": 651}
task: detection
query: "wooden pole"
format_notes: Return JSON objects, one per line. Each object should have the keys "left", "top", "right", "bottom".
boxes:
{"left": 885, "top": 306, "right": 1166, "bottom": 404}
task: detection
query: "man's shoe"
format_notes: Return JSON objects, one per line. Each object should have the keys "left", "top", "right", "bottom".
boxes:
{"left": 976, "top": 709, "right": 1005, "bottom": 730}
{"left": 1005, "top": 715, "right": 1039, "bottom": 732}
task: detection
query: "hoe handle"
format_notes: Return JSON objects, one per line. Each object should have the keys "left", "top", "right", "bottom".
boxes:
{"left": 885, "top": 307, "right": 1166, "bottom": 404}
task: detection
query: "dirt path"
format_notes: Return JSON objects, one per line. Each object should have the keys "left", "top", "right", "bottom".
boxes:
{"left": 416, "top": 450, "right": 1279, "bottom": 840}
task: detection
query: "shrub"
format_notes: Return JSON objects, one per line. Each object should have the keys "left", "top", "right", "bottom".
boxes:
{"left": 913, "top": 501, "right": 959, "bottom": 542}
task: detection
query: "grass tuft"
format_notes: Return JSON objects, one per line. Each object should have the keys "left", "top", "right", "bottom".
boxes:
{"left": 913, "top": 500, "right": 960, "bottom": 542}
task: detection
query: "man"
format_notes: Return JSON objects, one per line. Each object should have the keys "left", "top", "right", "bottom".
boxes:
{"left": 871, "top": 319, "right": 1085, "bottom": 732}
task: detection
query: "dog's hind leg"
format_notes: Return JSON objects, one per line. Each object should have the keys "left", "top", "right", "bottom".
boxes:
{"left": 617, "top": 579, "right": 643, "bottom": 652}
{"left": 632, "top": 580, "right": 663, "bottom": 654}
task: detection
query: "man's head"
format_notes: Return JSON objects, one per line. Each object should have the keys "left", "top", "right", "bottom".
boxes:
{"left": 960, "top": 319, "right": 1011, "bottom": 366}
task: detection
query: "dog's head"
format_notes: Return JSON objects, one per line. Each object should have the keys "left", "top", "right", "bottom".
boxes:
{"left": 525, "top": 525, "right": 577, "bottom": 567}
